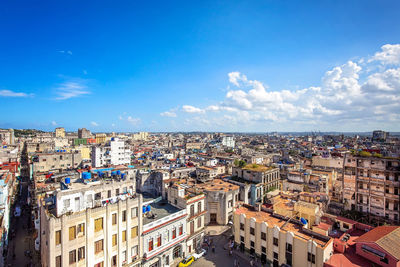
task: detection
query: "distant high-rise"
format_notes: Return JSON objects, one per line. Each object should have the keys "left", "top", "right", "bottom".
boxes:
{"left": 78, "top": 128, "right": 91, "bottom": 138}
{"left": 55, "top": 127, "right": 65, "bottom": 138}
{"left": 372, "top": 130, "right": 388, "bottom": 142}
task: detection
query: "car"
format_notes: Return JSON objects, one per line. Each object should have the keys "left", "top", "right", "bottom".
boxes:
{"left": 178, "top": 256, "right": 195, "bottom": 267}
{"left": 192, "top": 248, "right": 207, "bottom": 260}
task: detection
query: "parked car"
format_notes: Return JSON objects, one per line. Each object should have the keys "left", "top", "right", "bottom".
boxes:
{"left": 193, "top": 248, "right": 207, "bottom": 260}
{"left": 178, "top": 256, "right": 195, "bottom": 267}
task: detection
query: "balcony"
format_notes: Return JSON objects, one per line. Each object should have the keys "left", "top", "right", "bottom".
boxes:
{"left": 371, "top": 190, "right": 384, "bottom": 197}
{"left": 357, "top": 188, "right": 369, "bottom": 195}
{"left": 385, "top": 180, "right": 400, "bottom": 187}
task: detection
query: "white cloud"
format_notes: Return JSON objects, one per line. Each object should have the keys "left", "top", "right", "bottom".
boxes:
{"left": 180, "top": 43, "right": 400, "bottom": 131}
{"left": 369, "top": 44, "right": 400, "bottom": 65}
{"left": 91, "top": 121, "right": 99, "bottom": 127}
{"left": 0, "top": 89, "right": 32, "bottom": 97}
{"left": 59, "top": 50, "right": 72, "bottom": 55}
{"left": 51, "top": 121, "right": 57, "bottom": 126}
{"left": 182, "top": 105, "right": 205, "bottom": 114}
{"left": 160, "top": 111, "right": 177, "bottom": 117}
{"left": 55, "top": 80, "right": 90, "bottom": 100}
{"left": 127, "top": 116, "right": 141, "bottom": 125}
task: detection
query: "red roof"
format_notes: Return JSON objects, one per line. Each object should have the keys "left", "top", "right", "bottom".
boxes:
{"left": 336, "top": 216, "right": 357, "bottom": 225}
{"left": 355, "top": 226, "right": 399, "bottom": 243}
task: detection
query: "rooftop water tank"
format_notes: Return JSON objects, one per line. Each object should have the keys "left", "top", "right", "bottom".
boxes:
{"left": 142, "top": 206, "right": 147, "bottom": 213}
{"left": 65, "top": 177, "right": 71, "bottom": 184}
{"left": 146, "top": 205, "right": 151, "bottom": 212}
{"left": 116, "top": 170, "right": 121, "bottom": 175}
{"left": 300, "top": 218, "right": 308, "bottom": 225}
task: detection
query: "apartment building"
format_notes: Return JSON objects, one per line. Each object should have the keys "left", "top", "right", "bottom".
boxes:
{"left": 342, "top": 155, "right": 400, "bottom": 223}
{"left": 55, "top": 127, "right": 66, "bottom": 138}
{"left": 91, "top": 138, "right": 132, "bottom": 168}
{"left": 141, "top": 198, "right": 187, "bottom": 267}
{"left": 32, "top": 151, "right": 82, "bottom": 173}
{"left": 39, "top": 169, "right": 141, "bottom": 267}
{"left": 167, "top": 183, "right": 206, "bottom": 254}
{"left": 0, "top": 129, "right": 14, "bottom": 145}
{"left": 231, "top": 164, "right": 280, "bottom": 204}
{"left": 195, "top": 166, "right": 218, "bottom": 182}
{"left": 233, "top": 205, "right": 333, "bottom": 267}
{"left": 78, "top": 128, "right": 91, "bottom": 139}
{"left": 222, "top": 136, "right": 235, "bottom": 148}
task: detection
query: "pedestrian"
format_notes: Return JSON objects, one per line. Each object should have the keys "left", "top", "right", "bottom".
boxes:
{"left": 250, "top": 259, "right": 254, "bottom": 267}
{"left": 212, "top": 244, "right": 215, "bottom": 253}
{"left": 234, "top": 258, "right": 237, "bottom": 267}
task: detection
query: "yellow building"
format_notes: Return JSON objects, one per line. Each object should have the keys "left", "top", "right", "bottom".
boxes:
{"left": 55, "top": 127, "right": 65, "bottom": 138}
{"left": 234, "top": 205, "right": 333, "bottom": 267}
{"left": 95, "top": 133, "right": 107, "bottom": 144}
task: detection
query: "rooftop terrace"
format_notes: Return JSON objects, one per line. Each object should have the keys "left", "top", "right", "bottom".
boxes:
{"left": 143, "top": 201, "right": 182, "bottom": 225}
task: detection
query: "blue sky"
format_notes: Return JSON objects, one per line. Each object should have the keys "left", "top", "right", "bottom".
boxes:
{"left": 1, "top": 1, "right": 400, "bottom": 132}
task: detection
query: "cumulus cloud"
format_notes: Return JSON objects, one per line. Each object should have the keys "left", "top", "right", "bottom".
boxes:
{"left": 91, "top": 121, "right": 99, "bottom": 127}
{"left": 127, "top": 116, "right": 141, "bottom": 125}
{"left": 51, "top": 121, "right": 57, "bottom": 126}
{"left": 55, "top": 80, "right": 90, "bottom": 100}
{"left": 182, "top": 105, "right": 205, "bottom": 114}
{"left": 369, "top": 44, "right": 400, "bottom": 65}
{"left": 160, "top": 111, "right": 177, "bottom": 117}
{"left": 180, "top": 44, "right": 400, "bottom": 131}
{"left": 0, "top": 89, "right": 33, "bottom": 97}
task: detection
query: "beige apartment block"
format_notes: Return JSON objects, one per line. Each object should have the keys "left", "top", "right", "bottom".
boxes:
{"left": 342, "top": 155, "right": 400, "bottom": 224}
{"left": 55, "top": 127, "right": 66, "bottom": 138}
{"left": 233, "top": 205, "right": 333, "bottom": 267}
{"left": 32, "top": 151, "right": 82, "bottom": 173}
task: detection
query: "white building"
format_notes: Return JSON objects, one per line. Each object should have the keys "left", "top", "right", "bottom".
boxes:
{"left": 141, "top": 199, "right": 187, "bottom": 267}
{"left": 222, "top": 136, "right": 235, "bottom": 148}
{"left": 92, "top": 138, "right": 132, "bottom": 167}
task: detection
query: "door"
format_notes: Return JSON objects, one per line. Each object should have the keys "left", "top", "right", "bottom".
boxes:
{"left": 210, "top": 213, "right": 217, "bottom": 223}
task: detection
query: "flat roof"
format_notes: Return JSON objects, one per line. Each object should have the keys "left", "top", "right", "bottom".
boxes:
{"left": 143, "top": 201, "right": 182, "bottom": 225}
{"left": 242, "top": 164, "right": 276, "bottom": 172}
{"left": 235, "top": 205, "right": 331, "bottom": 248}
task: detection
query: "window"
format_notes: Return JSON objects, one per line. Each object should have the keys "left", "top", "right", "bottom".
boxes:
{"left": 179, "top": 225, "right": 183, "bottom": 235}
{"left": 69, "top": 249, "right": 76, "bottom": 264}
{"left": 78, "top": 246, "right": 85, "bottom": 261}
{"left": 273, "top": 252, "right": 278, "bottom": 260}
{"left": 157, "top": 235, "right": 162, "bottom": 247}
{"left": 250, "top": 241, "right": 255, "bottom": 248}
{"left": 312, "top": 254, "right": 315, "bottom": 264}
{"left": 112, "top": 234, "right": 117, "bottom": 246}
{"left": 197, "top": 217, "right": 202, "bottom": 228}
{"left": 131, "top": 245, "right": 138, "bottom": 257}
{"left": 240, "top": 236, "right": 244, "bottom": 242}
{"left": 286, "top": 243, "right": 292, "bottom": 252}
{"left": 122, "top": 230, "right": 126, "bottom": 242}
{"left": 261, "top": 232, "right": 266, "bottom": 240}
{"left": 69, "top": 226, "right": 76, "bottom": 240}
{"left": 190, "top": 205, "right": 194, "bottom": 217}
{"left": 116, "top": 189, "right": 119, "bottom": 195}
{"left": 77, "top": 223, "right": 85, "bottom": 236}
{"left": 262, "top": 246, "right": 266, "bottom": 253}
{"left": 94, "top": 218, "right": 103, "bottom": 232}
{"left": 55, "top": 230, "right": 61, "bottom": 245}
{"left": 111, "top": 255, "right": 117, "bottom": 267}
{"left": 250, "top": 227, "right": 255, "bottom": 235}
{"left": 95, "top": 239, "right": 103, "bottom": 254}
{"left": 112, "top": 213, "right": 117, "bottom": 225}
{"left": 94, "top": 261, "right": 104, "bottom": 267}
{"left": 131, "top": 226, "right": 138, "bottom": 238}
{"left": 240, "top": 223, "right": 244, "bottom": 230}
{"left": 64, "top": 199, "right": 70, "bottom": 208}
{"left": 56, "top": 255, "right": 61, "bottom": 267}
{"left": 131, "top": 207, "right": 138, "bottom": 218}
{"left": 108, "top": 190, "right": 111, "bottom": 198}
{"left": 273, "top": 237, "right": 279, "bottom": 246}
{"left": 172, "top": 228, "right": 176, "bottom": 239}
{"left": 122, "top": 210, "right": 126, "bottom": 222}
{"left": 198, "top": 202, "right": 202, "bottom": 213}
{"left": 148, "top": 238, "right": 153, "bottom": 252}
{"left": 122, "top": 250, "right": 127, "bottom": 263}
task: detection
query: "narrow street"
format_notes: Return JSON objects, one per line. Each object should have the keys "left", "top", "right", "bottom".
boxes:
{"left": 5, "top": 142, "right": 35, "bottom": 267}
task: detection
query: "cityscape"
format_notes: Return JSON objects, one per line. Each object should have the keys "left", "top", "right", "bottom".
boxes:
{"left": 1, "top": 1, "right": 400, "bottom": 267}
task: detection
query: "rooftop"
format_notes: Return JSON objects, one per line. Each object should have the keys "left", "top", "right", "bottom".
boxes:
{"left": 235, "top": 205, "right": 332, "bottom": 248}
{"left": 242, "top": 164, "right": 276, "bottom": 172}
{"left": 143, "top": 201, "right": 182, "bottom": 225}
